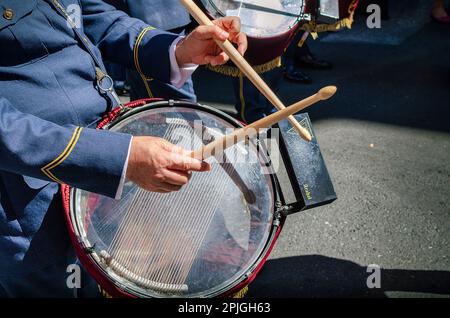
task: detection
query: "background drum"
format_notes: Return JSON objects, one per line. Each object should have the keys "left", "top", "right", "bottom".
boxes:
{"left": 198, "top": 0, "right": 307, "bottom": 66}
{"left": 196, "top": 0, "right": 359, "bottom": 66}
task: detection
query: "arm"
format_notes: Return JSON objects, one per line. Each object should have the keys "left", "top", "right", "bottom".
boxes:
{"left": 0, "top": 97, "right": 211, "bottom": 197}
{"left": 80, "top": 0, "right": 178, "bottom": 83}
{"left": 80, "top": 1, "right": 248, "bottom": 83}
{"left": 0, "top": 97, "right": 131, "bottom": 198}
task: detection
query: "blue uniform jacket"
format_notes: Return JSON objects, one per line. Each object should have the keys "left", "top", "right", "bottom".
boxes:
{"left": 103, "top": 0, "right": 196, "bottom": 102}
{"left": 107, "top": 0, "right": 192, "bottom": 31}
{"left": 0, "top": 0, "right": 178, "bottom": 296}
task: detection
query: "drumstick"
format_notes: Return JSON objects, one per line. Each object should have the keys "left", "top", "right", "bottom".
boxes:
{"left": 192, "top": 86, "right": 336, "bottom": 160}
{"left": 179, "top": 0, "right": 313, "bottom": 142}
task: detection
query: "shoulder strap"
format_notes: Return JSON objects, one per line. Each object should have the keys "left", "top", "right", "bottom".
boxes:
{"left": 49, "top": 0, "right": 123, "bottom": 108}
{"left": 50, "top": 0, "right": 103, "bottom": 68}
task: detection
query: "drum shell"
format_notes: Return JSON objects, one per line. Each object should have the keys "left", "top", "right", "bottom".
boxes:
{"left": 195, "top": 0, "right": 302, "bottom": 66}
{"left": 243, "top": 25, "right": 300, "bottom": 66}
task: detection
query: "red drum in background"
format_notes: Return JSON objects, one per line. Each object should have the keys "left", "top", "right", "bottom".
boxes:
{"left": 196, "top": 1, "right": 358, "bottom": 67}
{"left": 197, "top": 0, "right": 307, "bottom": 66}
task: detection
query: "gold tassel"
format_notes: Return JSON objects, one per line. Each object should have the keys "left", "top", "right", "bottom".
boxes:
{"left": 206, "top": 57, "right": 282, "bottom": 77}
{"left": 300, "top": 0, "right": 358, "bottom": 38}
{"left": 98, "top": 285, "right": 113, "bottom": 298}
{"left": 231, "top": 286, "right": 249, "bottom": 298}
{"left": 97, "top": 284, "right": 249, "bottom": 298}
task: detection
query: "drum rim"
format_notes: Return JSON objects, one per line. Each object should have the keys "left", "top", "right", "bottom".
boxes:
{"left": 103, "top": 100, "right": 245, "bottom": 131}
{"left": 198, "top": 0, "right": 305, "bottom": 42}
{"left": 68, "top": 100, "right": 284, "bottom": 298}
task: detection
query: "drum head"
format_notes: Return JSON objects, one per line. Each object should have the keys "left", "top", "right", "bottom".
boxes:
{"left": 201, "top": 0, "right": 304, "bottom": 38}
{"left": 70, "top": 102, "right": 276, "bottom": 297}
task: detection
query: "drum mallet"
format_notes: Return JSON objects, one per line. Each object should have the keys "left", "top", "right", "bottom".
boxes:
{"left": 192, "top": 86, "right": 337, "bottom": 160}
{"left": 180, "top": 0, "right": 315, "bottom": 142}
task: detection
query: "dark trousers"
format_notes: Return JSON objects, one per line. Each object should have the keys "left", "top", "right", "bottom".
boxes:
{"left": 283, "top": 31, "right": 311, "bottom": 68}
{"left": 231, "top": 68, "right": 282, "bottom": 123}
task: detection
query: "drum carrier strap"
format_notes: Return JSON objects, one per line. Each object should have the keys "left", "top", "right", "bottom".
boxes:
{"left": 49, "top": 0, "right": 123, "bottom": 111}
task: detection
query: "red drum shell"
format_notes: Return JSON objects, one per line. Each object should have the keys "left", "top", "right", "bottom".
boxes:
{"left": 242, "top": 26, "right": 301, "bottom": 66}
{"left": 195, "top": 0, "right": 303, "bottom": 66}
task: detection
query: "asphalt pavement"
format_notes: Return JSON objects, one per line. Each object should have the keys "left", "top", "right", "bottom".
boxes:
{"left": 192, "top": 4, "right": 450, "bottom": 298}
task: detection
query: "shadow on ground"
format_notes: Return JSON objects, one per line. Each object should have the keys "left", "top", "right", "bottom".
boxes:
{"left": 247, "top": 255, "right": 450, "bottom": 298}
{"left": 194, "top": 11, "right": 450, "bottom": 133}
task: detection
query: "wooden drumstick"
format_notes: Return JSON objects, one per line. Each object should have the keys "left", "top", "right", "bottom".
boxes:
{"left": 179, "top": 0, "right": 313, "bottom": 142}
{"left": 192, "top": 86, "right": 337, "bottom": 160}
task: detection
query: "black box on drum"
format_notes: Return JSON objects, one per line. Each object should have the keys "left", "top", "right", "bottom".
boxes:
{"left": 274, "top": 113, "right": 337, "bottom": 214}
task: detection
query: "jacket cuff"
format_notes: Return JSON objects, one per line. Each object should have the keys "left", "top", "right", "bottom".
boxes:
{"left": 50, "top": 128, "right": 132, "bottom": 198}
{"left": 134, "top": 26, "right": 179, "bottom": 83}
{"left": 115, "top": 136, "right": 133, "bottom": 200}
{"left": 169, "top": 37, "right": 199, "bottom": 88}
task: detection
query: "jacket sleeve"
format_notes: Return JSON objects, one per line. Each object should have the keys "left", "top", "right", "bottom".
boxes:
{"left": 0, "top": 97, "right": 131, "bottom": 198}
{"left": 80, "top": 0, "right": 179, "bottom": 83}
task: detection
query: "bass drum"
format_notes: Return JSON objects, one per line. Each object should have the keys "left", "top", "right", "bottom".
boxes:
{"left": 62, "top": 99, "right": 285, "bottom": 298}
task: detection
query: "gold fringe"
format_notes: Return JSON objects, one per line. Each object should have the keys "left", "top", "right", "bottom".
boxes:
{"left": 98, "top": 285, "right": 113, "bottom": 298}
{"left": 98, "top": 284, "right": 249, "bottom": 298}
{"left": 231, "top": 286, "right": 249, "bottom": 298}
{"left": 206, "top": 57, "right": 282, "bottom": 77}
{"left": 300, "top": 0, "right": 358, "bottom": 40}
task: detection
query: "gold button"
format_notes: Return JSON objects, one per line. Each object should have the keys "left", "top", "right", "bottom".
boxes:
{"left": 3, "top": 8, "right": 14, "bottom": 20}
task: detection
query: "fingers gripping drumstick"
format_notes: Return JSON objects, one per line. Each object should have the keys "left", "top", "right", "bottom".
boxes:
{"left": 192, "top": 86, "right": 337, "bottom": 160}
{"left": 179, "top": 0, "right": 315, "bottom": 142}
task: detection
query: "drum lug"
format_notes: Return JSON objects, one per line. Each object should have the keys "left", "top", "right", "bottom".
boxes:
{"left": 273, "top": 201, "right": 287, "bottom": 226}
{"left": 118, "top": 106, "right": 132, "bottom": 117}
{"left": 85, "top": 243, "right": 96, "bottom": 254}
{"left": 78, "top": 237, "right": 96, "bottom": 254}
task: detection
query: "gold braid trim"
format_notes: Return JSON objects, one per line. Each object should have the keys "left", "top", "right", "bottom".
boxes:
{"left": 133, "top": 26, "right": 156, "bottom": 98}
{"left": 97, "top": 284, "right": 249, "bottom": 298}
{"left": 98, "top": 286, "right": 113, "bottom": 298}
{"left": 41, "top": 127, "right": 83, "bottom": 184}
{"left": 206, "top": 57, "right": 282, "bottom": 77}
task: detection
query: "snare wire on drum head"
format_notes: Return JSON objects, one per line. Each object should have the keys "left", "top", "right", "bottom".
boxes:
{"left": 65, "top": 100, "right": 281, "bottom": 298}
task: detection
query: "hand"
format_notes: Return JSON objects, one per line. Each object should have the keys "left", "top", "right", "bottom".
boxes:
{"left": 175, "top": 16, "right": 247, "bottom": 66}
{"left": 126, "top": 136, "right": 211, "bottom": 193}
